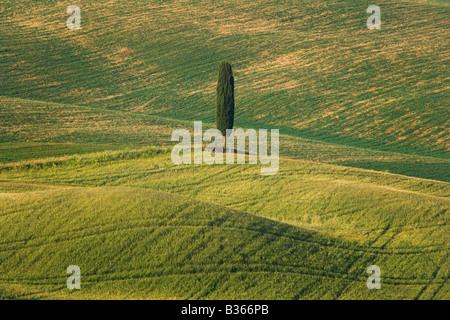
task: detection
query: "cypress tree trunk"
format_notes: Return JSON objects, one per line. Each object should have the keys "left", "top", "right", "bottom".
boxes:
{"left": 216, "top": 61, "right": 235, "bottom": 150}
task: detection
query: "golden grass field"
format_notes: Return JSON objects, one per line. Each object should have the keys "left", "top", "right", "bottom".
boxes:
{"left": 0, "top": 0, "right": 448, "bottom": 299}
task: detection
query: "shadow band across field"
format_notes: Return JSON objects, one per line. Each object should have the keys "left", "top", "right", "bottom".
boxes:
{"left": 0, "top": 148, "right": 448, "bottom": 299}
{"left": 0, "top": 184, "right": 447, "bottom": 300}
{"left": 0, "top": 0, "right": 449, "bottom": 300}
{"left": 1, "top": 95, "right": 448, "bottom": 182}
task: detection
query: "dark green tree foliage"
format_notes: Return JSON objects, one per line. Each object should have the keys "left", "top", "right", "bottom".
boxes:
{"left": 216, "top": 61, "right": 235, "bottom": 136}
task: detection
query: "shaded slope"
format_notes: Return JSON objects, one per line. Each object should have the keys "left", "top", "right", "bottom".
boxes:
{"left": 1, "top": 96, "right": 448, "bottom": 181}
{"left": 0, "top": 0, "right": 448, "bottom": 156}
{"left": 0, "top": 184, "right": 447, "bottom": 299}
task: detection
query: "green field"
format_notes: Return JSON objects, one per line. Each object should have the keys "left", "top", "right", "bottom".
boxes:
{"left": 0, "top": 0, "right": 449, "bottom": 300}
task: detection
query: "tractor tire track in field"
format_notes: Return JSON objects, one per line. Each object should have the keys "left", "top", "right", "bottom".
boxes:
{"left": 0, "top": 217, "right": 448, "bottom": 256}
{"left": 334, "top": 220, "right": 395, "bottom": 299}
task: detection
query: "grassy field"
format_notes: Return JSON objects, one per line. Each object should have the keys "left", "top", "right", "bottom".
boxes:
{"left": 0, "top": 150, "right": 448, "bottom": 299}
{"left": 0, "top": 0, "right": 448, "bottom": 300}
{"left": 2, "top": 96, "right": 448, "bottom": 181}
{"left": 1, "top": 0, "right": 448, "bottom": 155}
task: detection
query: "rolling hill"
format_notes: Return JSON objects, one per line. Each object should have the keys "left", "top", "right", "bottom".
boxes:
{"left": 1, "top": 0, "right": 448, "bottom": 155}
{"left": 0, "top": 150, "right": 448, "bottom": 299}
{"left": 0, "top": 0, "right": 448, "bottom": 300}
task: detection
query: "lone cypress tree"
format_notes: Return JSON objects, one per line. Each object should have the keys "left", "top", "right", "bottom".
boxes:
{"left": 216, "top": 61, "right": 235, "bottom": 142}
